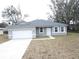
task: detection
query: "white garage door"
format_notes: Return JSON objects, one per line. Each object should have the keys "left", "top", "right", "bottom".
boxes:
{"left": 12, "top": 30, "right": 33, "bottom": 39}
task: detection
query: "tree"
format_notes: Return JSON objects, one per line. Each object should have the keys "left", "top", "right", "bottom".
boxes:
{"left": 50, "top": 0, "right": 79, "bottom": 31}
{"left": 2, "top": 5, "right": 22, "bottom": 25}
{"left": 50, "top": 0, "right": 69, "bottom": 23}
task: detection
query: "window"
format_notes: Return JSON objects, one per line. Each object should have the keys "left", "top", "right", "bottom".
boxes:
{"left": 40, "top": 28, "right": 43, "bottom": 32}
{"left": 61, "top": 27, "right": 64, "bottom": 32}
{"left": 55, "top": 27, "right": 58, "bottom": 32}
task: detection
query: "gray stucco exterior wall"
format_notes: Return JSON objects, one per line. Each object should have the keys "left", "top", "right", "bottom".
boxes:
{"left": 52, "top": 26, "right": 67, "bottom": 35}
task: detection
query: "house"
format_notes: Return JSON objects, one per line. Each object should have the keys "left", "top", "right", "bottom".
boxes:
{"left": 0, "top": 22, "right": 8, "bottom": 35}
{"left": 3, "top": 19, "right": 27, "bottom": 25}
{"left": 0, "top": 28, "right": 4, "bottom": 35}
{"left": 5, "top": 19, "right": 67, "bottom": 39}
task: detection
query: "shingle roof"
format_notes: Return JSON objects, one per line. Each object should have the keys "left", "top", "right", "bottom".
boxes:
{"left": 29, "top": 19, "right": 67, "bottom": 27}
{"left": 5, "top": 19, "right": 67, "bottom": 30}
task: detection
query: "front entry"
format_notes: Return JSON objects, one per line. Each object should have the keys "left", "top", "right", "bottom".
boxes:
{"left": 36, "top": 27, "right": 46, "bottom": 37}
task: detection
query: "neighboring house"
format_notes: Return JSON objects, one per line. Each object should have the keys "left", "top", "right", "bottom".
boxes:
{"left": 0, "top": 23, "right": 8, "bottom": 35}
{"left": 69, "top": 20, "right": 79, "bottom": 31}
{"left": 3, "top": 20, "right": 26, "bottom": 25}
{"left": 5, "top": 19, "right": 67, "bottom": 39}
{"left": 0, "top": 28, "right": 4, "bottom": 35}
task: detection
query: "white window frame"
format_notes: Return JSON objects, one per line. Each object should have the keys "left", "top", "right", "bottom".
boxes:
{"left": 61, "top": 27, "right": 64, "bottom": 32}
{"left": 54, "top": 27, "right": 58, "bottom": 32}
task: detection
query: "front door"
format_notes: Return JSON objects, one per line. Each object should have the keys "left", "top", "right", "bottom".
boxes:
{"left": 47, "top": 28, "right": 51, "bottom": 36}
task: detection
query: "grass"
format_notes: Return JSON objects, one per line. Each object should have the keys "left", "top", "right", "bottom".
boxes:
{"left": 0, "top": 32, "right": 79, "bottom": 59}
{"left": 22, "top": 32, "right": 79, "bottom": 59}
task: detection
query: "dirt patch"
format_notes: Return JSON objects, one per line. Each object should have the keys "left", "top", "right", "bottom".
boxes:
{"left": 22, "top": 33, "right": 79, "bottom": 59}
{"left": 0, "top": 34, "right": 9, "bottom": 43}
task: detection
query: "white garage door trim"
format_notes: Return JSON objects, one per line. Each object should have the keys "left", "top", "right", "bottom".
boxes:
{"left": 12, "top": 30, "right": 33, "bottom": 39}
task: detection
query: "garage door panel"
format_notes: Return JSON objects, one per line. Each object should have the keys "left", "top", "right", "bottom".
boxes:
{"left": 12, "top": 30, "right": 32, "bottom": 39}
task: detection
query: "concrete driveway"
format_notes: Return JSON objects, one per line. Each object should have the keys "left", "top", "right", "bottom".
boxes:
{"left": 0, "top": 39, "right": 32, "bottom": 59}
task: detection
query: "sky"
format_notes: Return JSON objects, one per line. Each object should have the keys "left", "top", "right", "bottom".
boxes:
{"left": 0, "top": 0, "right": 53, "bottom": 22}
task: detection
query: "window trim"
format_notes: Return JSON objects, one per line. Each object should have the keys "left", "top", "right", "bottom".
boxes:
{"left": 55, "top": 27, "right": 58, "bottom": 32}
{"left": 61, "top": 27, "right": 64, "bottom": 32}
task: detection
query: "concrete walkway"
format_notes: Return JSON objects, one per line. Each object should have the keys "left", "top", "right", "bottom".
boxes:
{"left": 0, "top": 39, "right": 32, "bottom": 59}
{"left": 33, "top": 36, "right": 55, "bottom": 40}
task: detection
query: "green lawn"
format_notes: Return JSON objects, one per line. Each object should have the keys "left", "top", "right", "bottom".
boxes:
{"left": 22, "top": 32, "right": 79, "bottom": 59}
